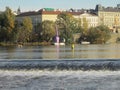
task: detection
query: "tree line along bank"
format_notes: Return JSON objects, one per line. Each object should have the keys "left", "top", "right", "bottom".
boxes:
{"left": 0, "top": 7, "right": 118, "bottom": 46}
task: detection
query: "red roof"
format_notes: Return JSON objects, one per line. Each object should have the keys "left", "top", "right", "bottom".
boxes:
{"left": 16, "top": 9, "right": 96, "bottom": 17}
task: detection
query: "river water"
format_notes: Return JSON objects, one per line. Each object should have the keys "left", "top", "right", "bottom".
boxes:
{"left": 0, "top": 44, "right": 120, "bottom": 90}
{"left": 0, "top": 44, "right": 120, "bottom": 59}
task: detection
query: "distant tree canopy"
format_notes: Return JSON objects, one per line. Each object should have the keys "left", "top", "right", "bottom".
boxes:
{"left": 56, "top": 12, "right": 83, "bottom": 44}
{"left": 0, "top": 7, "right": 15, "bottom": 42}
{"left": 0, "top": 7, "right": 112, "bottom": 44}
{"left": 74, "top": 18, "right": 83, "bottom": 33}
{"left": 41, "top": 20, "right": 56, "bottom": 42}
{"left": 82, "top": 17, "right": 88, "bottom": 33}
{"left": 80, "top": 25, "right": 111, "bottom": 44}
{"left": 17, "top": 17, "right": 33, "bottom": 42}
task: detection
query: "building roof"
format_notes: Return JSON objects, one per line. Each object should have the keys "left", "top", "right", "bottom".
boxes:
{"left": 42, "top": 10, "right": 61, "bottom": 15}
{"left": 95, "top": 4, "right": 120, "bottom": 12}
{"left": 16, "top": 9, "right": 97, "bottom": 17}
{"left": 16, "top": 11, "right": 42, "bottom": 17}
{"left": 101, "top": 8, "right": 120, "bottom": 12}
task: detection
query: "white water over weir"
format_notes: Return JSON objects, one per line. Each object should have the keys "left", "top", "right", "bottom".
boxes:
{"left": 0, "top": 59, "right": 120, "bottom": 70}
{"left": 0, "top": 59, "right": 120, "bottom": 90}
{"left": 1, "top": 45, "right": 120, "bottom": 89}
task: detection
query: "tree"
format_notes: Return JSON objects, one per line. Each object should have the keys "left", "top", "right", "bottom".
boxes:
{"left": 96, "top": 25, "right": 111, "bottom": 43}
{"left": 86, "top": 27, "right": 101, "bottom": 43}
{"left": 56, "top": 12, "right": 83, "bottom": 44}
{"left": 17, "top": 17, "right": 33, "bottom": 42}
{"left": 41, "top": 20, "right": 56, "bottom": 42}
{"left": 12, "top": 21, "right": 21, "bottom": 42}
{"left": 87, "top": 25, "right": 111, "bottom": 44}
{"left": 73, "top": 18, "right": 83, "bottom": 33}
{"left": 82, "top": 17, "right": 88, "bottom": 34}
{"left": 56, "top": 12, "right": 73, "bottom": 44}
{"left": 4, "top": 7, "right": 15, "bottom": 33}
{"left": 0, "top": 13, "right": 6, "bottom": 41}
{"left": 32, "top": 22, "right": 42, "bottom": 42}
{"left": 0, "top": 7, "right": 15, "bottom": 42}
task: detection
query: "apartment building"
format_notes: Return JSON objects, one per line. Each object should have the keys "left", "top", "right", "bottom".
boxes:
{"left": 16, "top": 8, "right": 61, "bottom": 26}
{"left": 16, "top": 8, "right": 99, "bottom": 31}
{"left": 95, "top": 4, "right": 120, "bottom": 31}
{"left": 74, "top": 11, "right": 98, "bottom": 28}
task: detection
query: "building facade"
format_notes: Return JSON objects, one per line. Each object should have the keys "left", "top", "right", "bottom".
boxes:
{"left": 95, "top": 4, "right": 120, "bottom": 32}
{"left": 74, "top": 12, "right": 99, "bottom": 28}
{"left": 16, "top": 8, "right": 99, "bottom": 31}
{"left": 16, "top": 8, "right": 61, "bottom": 26}
{"left": 16, "top": 4, "right": 120, "bottom": 32}
{"left": 16, "top": 11, "right": 42, "bottom": 26}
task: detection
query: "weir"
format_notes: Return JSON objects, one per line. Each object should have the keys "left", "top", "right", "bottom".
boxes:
{"left": 0, "top": 59, "right": 120, "bottom": 70}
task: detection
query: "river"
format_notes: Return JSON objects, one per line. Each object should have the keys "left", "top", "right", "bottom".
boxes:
{"left": 0, "top": 44, "right": 120, "bottom": 59}
{"left": 0, "top": 44, "right": 120, "bottom": 90}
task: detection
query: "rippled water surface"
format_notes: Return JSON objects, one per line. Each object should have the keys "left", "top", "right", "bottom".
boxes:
{"left": 0, "top": 44, "right": 120, "bottom": 90}
{"left": 0, "top": 70, "right": 120, "bottom": 90}
{"left": 0, "top": 44, "right": 120, "bottom": 59}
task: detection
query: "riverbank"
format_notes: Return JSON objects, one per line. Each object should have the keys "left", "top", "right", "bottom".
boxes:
{"left": 0, "top": 42, "right": 51, "bottom": 46}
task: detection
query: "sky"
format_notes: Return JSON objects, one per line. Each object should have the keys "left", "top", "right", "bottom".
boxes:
{"left": 0, "top": 0, "right": 120, "bottom": 12}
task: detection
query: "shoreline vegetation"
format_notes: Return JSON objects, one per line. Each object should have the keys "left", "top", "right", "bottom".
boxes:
{"left": 0, "top": 42, "right": 52, "bottom": 47}
{"left": 0, "top": 40, "right": 119, "bottom": 47}
{"left": 0, "top": 7, "right": 119, "bottom": 46}
{"left": 0, "top": 32, "right": 120, "bottom": 47}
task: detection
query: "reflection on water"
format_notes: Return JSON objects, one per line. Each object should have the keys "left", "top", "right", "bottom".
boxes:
{"left": 0, "top": 44, "right": 120, "bottom": 59}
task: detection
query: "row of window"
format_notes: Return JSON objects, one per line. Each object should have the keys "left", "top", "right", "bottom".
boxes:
{"left": 100, "top": 13, "right": 120, "bottom": 17}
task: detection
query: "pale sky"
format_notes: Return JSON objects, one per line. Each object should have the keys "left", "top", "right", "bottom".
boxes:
{"left": 0, "top": 0, "right": 119, "bottom": 12}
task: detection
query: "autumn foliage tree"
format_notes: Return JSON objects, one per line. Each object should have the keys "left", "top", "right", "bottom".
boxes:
{"left": 56, "top": 12, "right": 83, "bottom": 44}
{"left": 82, "top": 17, "right": 88, "bottom": 34}
{"left": 41, "top": 20, "right": 56, "bottom": 42}
{"left": 17, "top": 17, "right": 33, "bottom": 42}
{"left": 0, "top": 7, "right": 15, "bottom": 42}
{"left": 87, "top": 25, "right": 111, "bottom": 44}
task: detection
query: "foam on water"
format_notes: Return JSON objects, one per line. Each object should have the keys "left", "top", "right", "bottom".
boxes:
{"left": 0, "top": 59, "right": 120, "bottom": 90}
{"left": 0, "top": 59, "right": 120, "bottom": 71}
{"left": 0, "top": 70, "right": 120, "bottom": 90}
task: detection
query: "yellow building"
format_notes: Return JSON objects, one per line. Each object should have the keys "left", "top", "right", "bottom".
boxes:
{"left": 74, "top": 12, "right": 98, "bottom": 28}
{"left": 16, "top": 8, "right": 98, "bottom": 31}
{"left": 16, "top": 9, "right": 61, "bottom": 26}
{"left": 95, "top": 4, "right": 120, "bottom": 31}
